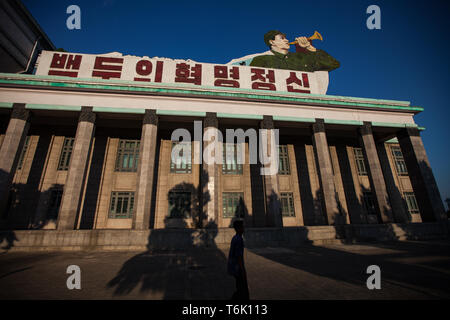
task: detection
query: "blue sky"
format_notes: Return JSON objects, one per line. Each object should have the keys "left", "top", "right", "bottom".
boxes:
{"left": 23, "top": 0, "right": 450, "bottom": 208}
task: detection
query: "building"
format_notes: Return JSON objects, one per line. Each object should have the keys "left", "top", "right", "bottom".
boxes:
{"left": 0, "top": 0, "right": 55, "bottom": 74}
{"left": 0, "top": 49, "right": 446, "bottom": 236}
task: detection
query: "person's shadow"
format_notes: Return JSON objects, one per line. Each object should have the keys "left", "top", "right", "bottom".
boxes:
{"left": 0, "top": 230, "right": 18, "bottom": 253}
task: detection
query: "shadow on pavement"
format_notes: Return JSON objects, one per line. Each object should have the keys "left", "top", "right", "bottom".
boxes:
{"left": 106, "top": 170, "right": 235, "bottom": 299}
{"left": 248, "top": 240, "right": 450, "bottom": 298}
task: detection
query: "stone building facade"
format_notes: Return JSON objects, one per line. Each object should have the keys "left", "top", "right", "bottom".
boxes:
{"left": 0, "top": 72, "right": 446, "bottom": 232}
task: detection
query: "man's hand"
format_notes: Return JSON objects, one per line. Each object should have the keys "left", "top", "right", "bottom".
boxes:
{"left": 296, "top": 36, "right": 317, "bottom": 52}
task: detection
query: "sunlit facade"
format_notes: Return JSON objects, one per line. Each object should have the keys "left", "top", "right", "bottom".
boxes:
{"left": 0, "top": 65, "right": 446, "bottom": 231}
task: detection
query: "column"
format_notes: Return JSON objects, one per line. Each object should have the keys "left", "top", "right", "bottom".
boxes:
{"left": 133, "top": 109, "right": 158, "bottom": 230}
{"left": 0, "top": 103, "right": 31, "bottom": 218}
{"left": 202, "top": 112, "right": 219, "bottom": 227}
{"left": 397, "top": 127, "right": 446, "bottom": 222}
{"left": 57, "top": 107, "right": 95, "bottom": 230}
{"left": 312, "top": 119, "right": 340, "bottom": 225}
{"left": 260, "top": 116, "right": 283, "bottom": 227}
{"left": 359, "top": 122, "right": 393, "bottom": 223}
{"left": 376, "top": 141, "right": 409, "bottom": 223}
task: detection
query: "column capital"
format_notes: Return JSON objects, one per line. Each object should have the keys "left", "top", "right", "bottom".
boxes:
{"left": 143, "top": 109, "right": 158, "bottom": 125}
{"left": 79, "top": 106, "right": 96, "bottom": 123}
{"left": 11, "top": 103, "right": 30, "bottom": 121}
{"left": 204, "top": 112, "right": 218, "bottom": 128}
{"left": 359, "top": 121, "right": 373, "bottom": 136}
{"left": 312, "top": 118, "right": 325, "bottom": 133}
{"left": 398, "top": 126, "right": 420, "bottom": 139}
{"left": 260, "top": 115, "right": 274, "bottom": 129}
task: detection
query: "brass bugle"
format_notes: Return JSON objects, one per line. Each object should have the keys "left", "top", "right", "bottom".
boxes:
{"left": 288, "top": 31, "right": 323, "bottom": 45}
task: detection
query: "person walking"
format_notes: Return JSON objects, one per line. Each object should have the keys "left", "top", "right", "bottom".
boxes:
{"left": 228, "top": 220, "right": 249, "bottom": 300}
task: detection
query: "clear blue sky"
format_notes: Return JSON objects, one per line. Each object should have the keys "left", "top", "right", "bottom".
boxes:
{"left": 23, "top": 0, "right": 450, "bottom": 208}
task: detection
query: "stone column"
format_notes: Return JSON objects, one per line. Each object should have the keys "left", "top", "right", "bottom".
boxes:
{"left": 397, "top": 127, "right": 446, "bottom": 222}
{"left": 133, "top": 109, "right": 158, "bottom": 230}
{"left": 312, "top": 119, "right": 340, "bottom": 225}
{"left": 0, "top": 103, "right": 31, "bottom": 218}
{"left": 57, "top": 107, "right": 95, "bottom": 230}
{"left": 250, "top": 161, "right": 266, "bottom": 227}
{"left": 376, "top": 141, "right": 409, "bottom": 223}
{"left": 202, "top": 112, "right": 219, "bottom": 228}
{"left": 260, "top": 116, "right": 283, "bottom": 227}
{"left": 359, "top": 122, "right": 393, "bottom": 223}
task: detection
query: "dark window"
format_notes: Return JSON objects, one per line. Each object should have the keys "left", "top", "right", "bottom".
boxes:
{"left": 168, "top": 191, "right": 191, "bottom": 218}
{"left": 170, "top": 142, "right": 192, "bottom": 173}
{"left": 47, "top": 189, "right": 63, "bottom": 220}
{"left": 362, "top": 191, "right": 377, "bottom": 215}
{"left": 404, "top": 192, "right": 420, "bottom": 214}
{"left": 109, "top": 192, "right": 134, "bottom": 218}
{"left": 115, "top": 140, "right": 140, "bottom": 172}
{"left": 222, "top": 143, "right": 243, "bottom": 175}
{"left": 354, "top": 147, "right": 368, "bottom": 176}
{"left": 391, "top": 146, "right": 408, "bottom": 175}
{"left": 223, "top": 192, "right": 245, "bottom": 218}
{"left": 58, "top": 137, "right": 75, "bottom": 171}
{"left": 280, "top": 192, "right": 295, "bottom": 217}
{"left": 17, "top": 136, "right": 30, "bottom": 170}
{"left": 278, "top": 145, "right": 290, "bottom": 175}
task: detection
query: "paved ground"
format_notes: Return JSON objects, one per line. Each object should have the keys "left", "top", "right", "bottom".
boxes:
{"left": 0, "top": 240, "right": 449, "bottom": 299}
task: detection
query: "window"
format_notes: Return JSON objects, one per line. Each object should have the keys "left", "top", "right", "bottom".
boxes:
{"left": 278, "top": 145, "right": 290, "bottom": 175}
{"left": 223, "top": 192, "right": 245, "bottom": 218}
{"left": 58, "top": 137, "right": 75, "bottom": 171}
{"left": 170, "top": 142, "right": 192, "bottom": 173}
{"left": 109, "top": 192, "right": 134, "bottom": 218}
{"left": 115, "top": 140, "right": 140, "bottom": 172}
{"left": 17, "top": 136, "right": 30, "bottom": 170}
{"left": 168, "top": 191, "right": 191, "bottom": 218}
{"left": 404, "top": 192, "right": 420, "bottom": 214}
{"left": 391, "top": 146, "right": 408, "bottom": 175}
{"left": 222, "top": 144, "right": 243, "bottom": 175}
{"left": 354, "top": 147, "right": 368, "bottom": 176}
{"left": 362, "top": 191, "right": 377, "bottom": 215}
{"left": 280, "top": 192, "right": 295, "bottom": 217}
{"left": 47, "top": 189, "right": 63, "bottom": 220}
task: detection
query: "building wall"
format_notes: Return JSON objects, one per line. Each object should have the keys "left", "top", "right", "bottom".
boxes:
{"left": 384, "top": 143, "right": 422, "bottom": 223}
{"left": 2, "top": 124, "right": 423, "bottom": 230}
{"left": 278, "top": 144, "right": 304, "bottom": 227}
{"left": 0, "top": 0, "right": 55, "bottom": 73}
{"left": 329, "top": 145, "right": 350, "bottom": 224}
{"left": 154, "top": 140, "right": 200, "bottom": 229}
{"left": 30, "top": 135, "right": 67, "bottom": 229}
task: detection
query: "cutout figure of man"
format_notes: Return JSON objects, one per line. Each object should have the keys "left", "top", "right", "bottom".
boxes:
{"left": 250, "top": 30, "right": 340, "bottom": 72}
{"left": 228, "top": 220, "right": 249, "bottom": 300}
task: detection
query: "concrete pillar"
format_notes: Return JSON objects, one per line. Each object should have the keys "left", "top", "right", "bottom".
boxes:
{"left": 0, "top": 103, "right": 30, "bottom": 219}
{"left": 202, "top": 112, "right": 219, "bottom": 228}
{"left": 397, "top": 127, "right": 446, "bottom": 222}
{"left": 133, "top": 109, "right": 158, "bottom": 230}
{"left": 376, "top": 141, "right": 409, "bottom": 223}
{"left": 312, "top": 119, "right": 340, "bottom": 225}
{"left": 260, "top": 116, "right": 283, "bottom": 227}
{"left": 359, "top": 122, "right": 393, "bottom": 223}
{"left": 57, "top": 107, "right": 95, "bottom": 230}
